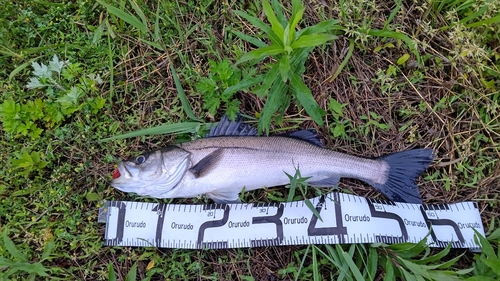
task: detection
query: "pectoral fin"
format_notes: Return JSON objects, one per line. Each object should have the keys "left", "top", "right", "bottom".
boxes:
{"left": 188, "top": 149, "right": 223, "bottom": 178}
{"left": 206, "top": 190, "right": 241, "bottom": 204}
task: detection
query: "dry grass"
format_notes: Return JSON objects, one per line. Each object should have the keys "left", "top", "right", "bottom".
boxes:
{"left": 90, "top": 0, "right": 499, "bottom": 279}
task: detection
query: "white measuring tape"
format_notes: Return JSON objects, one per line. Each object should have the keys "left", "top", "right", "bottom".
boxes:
{"left": 98, "top": 192, "right": 484, "bottom": 250}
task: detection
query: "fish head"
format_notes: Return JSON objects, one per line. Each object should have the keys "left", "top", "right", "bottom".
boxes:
{"left": 111, "top": 146, "right": 190, "bottom": 197}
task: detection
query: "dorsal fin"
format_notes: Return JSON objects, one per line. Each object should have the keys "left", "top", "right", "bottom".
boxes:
{"left": 280, "top": 129, "right": 323, "bottom": 147}
{"left": 207, "top": 115, "right": 257, "bottom": 137}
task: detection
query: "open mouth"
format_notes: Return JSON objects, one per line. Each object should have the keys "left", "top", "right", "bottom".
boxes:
{"left": 112, "top": 169, "right": 121, "bottom": 179}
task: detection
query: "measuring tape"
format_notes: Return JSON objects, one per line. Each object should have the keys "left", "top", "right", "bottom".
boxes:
{"left": 98, "top": 192, "right": 484, "bottom": 250}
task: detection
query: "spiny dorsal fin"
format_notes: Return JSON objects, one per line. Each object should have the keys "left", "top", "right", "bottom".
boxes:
{"left": 280, "top": 129, "right": 323, "bottom": 147}
{"left": 207, "top": 115, "right": 257, "bottom": 137}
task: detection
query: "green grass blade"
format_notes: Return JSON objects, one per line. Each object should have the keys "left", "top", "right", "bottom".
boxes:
{"left": 167, "top": 56, "right": 200, "bottom": 121}
{"left": 231, "top": 30, "right": 267, "bottom": 48}
{"left": 466, "top": 14, "right": 500, "bottom": 27}
{"left": 367, "top": 29, "right": 421, "bottom": 63}
{"left": 304, "top": 199, "right": 322, "bottom": 222}
{"left": 289, "top": 72, "right": 324, "bottom": 125}
{"left": 100, "top": 122, "right": 203, "bottom": 141}
{"left": 291, "top": 34, "right": 336, "bottom": 49}
{"left": 96, "top": 0, "right": 148, "bottom": 33}
{"left": 340, "top": 245, "right": 365, "bottom": 281}
{"left": 312, "top": 245, "right": 320, "bottom": 281}
{"left": 329, "top": 38, "right": 354, "bottom": 82}
{"left": 127, "top": 0, "right": 148, "bottom": 28}
{"left": 9, "top": 59, "right": 37, "bottom": 81}
{"left": 259, "top": 78, "right": 288, "bottom": 134}
{"left": 384, "top": 0, "right": 402, "bottom": 29}
{"left": 234, "top": 10, "right": 283, "bottom": 46}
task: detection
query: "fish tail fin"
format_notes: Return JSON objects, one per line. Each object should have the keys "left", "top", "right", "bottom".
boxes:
{"left": 372, "top": 149, "right": 434, "bottom": 204}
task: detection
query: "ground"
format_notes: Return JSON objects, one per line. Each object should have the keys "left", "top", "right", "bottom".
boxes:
{"left": 0, "top": 0, "right": 498, "bottom": 280}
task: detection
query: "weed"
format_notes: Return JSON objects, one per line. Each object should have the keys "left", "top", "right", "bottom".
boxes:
{"left": 195, "top": 59, "right": 259, "bottom": 120}
{"left": 0, "top": 55, "right": 105, "bottom": 140}
{"left": 234, "top": 0, "right": 341, "bottom": 133}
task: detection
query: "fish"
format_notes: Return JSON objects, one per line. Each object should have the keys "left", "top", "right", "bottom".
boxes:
{"left": 111, "top": 115, "right": 434, "bottom": 204}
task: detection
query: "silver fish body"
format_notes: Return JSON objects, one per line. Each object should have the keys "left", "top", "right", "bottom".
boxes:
{"left": 111, "top": 117, "right": 433, "bottom": 204}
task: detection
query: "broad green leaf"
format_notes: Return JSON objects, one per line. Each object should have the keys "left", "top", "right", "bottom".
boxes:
{"left": 415, "top": 243, "right": 451, "bottom": 264}
{"left": 258, "top": 78, "right": 288, "bottom": 134}
{"left": 92, "top": 21, "right": 105, "bottom": 44}
{"left": 398, "top": 259, "right": 431, "bottom": 279}
{"left": 236, "top": 45, "right": 284, "bottom": 65}
{"left": 297, "top": 19, "right": 342, "bottom": 37}
{"left": 291, "top": 34, "right": 336, "bottom": 49}
{"left": 304, "top": 199, "right": 322, "bottom": 222}
{"left": 367, "top": 246, "right": 378, "bottom": 279}
{"left": 107, "top": 263, "right": 117, "bottom": 281}
{"left": 287, "top": 0, "right": 304, "bottom": 44}
{"left": 100, "top": 122, "right": 204, "bottom": 141}
{"left": 86, "top": 192, "right": 101, "bottom": 201}
{"left": 10, "top": 262, "right": 48, "bottom": 276}
{"left": 96, "top": 0, "right": 148, "bottom": 33}
{"left": 234, "top": 10, "right": 282, "bottom": 46}
{"left": 384, "top": 257, "right": 395, "bottom": 281}
{"left": 481, "top": 257, "right": 500, "bottom": 275}
{"left": 254, "top": 64, "right": 280, "bottom": 97}
{"left": 222, "top": 77, "right": 262, "bottom": 96}
{"left": 271, "top": 0, "right": 287, "bottom": 26}
{"left": 473, "top": 228, "right": 496, "bottom": 259}
{"left": 125, "top": 262, "right": 138, "bottom": 281}
{"left": 289, "top": 73, "right": 324, "bottom": 125}
{"left": 41, "top": 240, "right": 56, "bottom": 261}
{"left": 278, "top": 55, "right": 290, "bottom": 82}
{"left": 262, "top": 0, "right": 285, "bottom": 43}
{"left": 3, "top": 231, "right": 27, "bottom": 261}
{"left": 340, "top": 250, "right": 365, "bottom": 281}
{"left": 397, "top": 53, "right": 411, "bottom": 65}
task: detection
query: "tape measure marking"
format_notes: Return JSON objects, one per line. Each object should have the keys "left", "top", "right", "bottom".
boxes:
{"left": 99, "top": 192, "right": 484, "bottom": 250}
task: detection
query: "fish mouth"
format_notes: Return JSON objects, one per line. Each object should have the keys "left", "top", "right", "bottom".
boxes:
{"left": 112, "top": 169, "right": 121, "bottom": 179}
{"left": 112, "top": 163, "right": 132, "bottom": 179}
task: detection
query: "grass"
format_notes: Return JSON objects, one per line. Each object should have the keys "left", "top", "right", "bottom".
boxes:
{"left": 0, "top": 0, "right": 499, "bottom": 280}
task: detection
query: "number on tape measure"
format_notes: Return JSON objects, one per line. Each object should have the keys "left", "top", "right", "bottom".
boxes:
{"left": 99, "top": 193, "right": 484, "bottom": 250}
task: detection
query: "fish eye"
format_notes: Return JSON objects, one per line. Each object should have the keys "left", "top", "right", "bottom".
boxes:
{"left": 136, "top": 155, "right": 146, "bottom": 164}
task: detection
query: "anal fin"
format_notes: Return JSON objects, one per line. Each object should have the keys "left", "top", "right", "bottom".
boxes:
{"left": 308, "top": 176, "right": 340, "bottom": 187}
{"left": 206, "top": 190, "right": 241, "bottom": 204}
